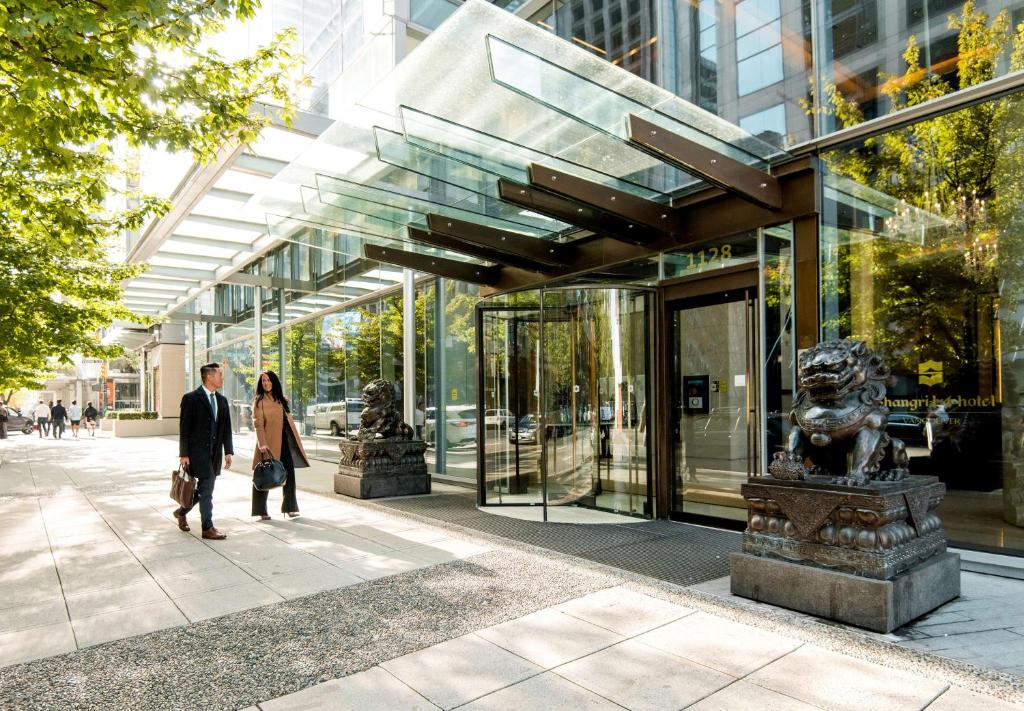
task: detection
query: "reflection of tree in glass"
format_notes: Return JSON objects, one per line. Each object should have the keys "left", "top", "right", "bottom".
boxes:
{"left": 812, "top": 1, "right": 1024, "bottom": 391}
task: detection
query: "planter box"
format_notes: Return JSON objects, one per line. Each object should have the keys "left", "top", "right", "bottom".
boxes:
{"left": 112, "top": 418, "right": 178, "bottom": 437}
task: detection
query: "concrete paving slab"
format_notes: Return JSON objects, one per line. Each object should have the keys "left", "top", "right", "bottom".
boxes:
{"left": 476, "top": 608, "right": 625, "bottom": 669}
{"left": 381, "top": 633, "right": 542, "bottom": 709}
{"left": 457, "top": 671, "right": 622, "bottom": 711}
{"left": 65, "top": 579, "right": 171, "bottom": 619}
{"left": 686, "top": 679, "right": 823, "bottom": 711}
{"left": 234, "top": 551, "right": 336, "bottom": 580}
{"left": 0, "top": 598, "right": 69, "bottom": 635}
{"left": 173, "top": 580, "right": 282, "bottom": 622}
{"left": 259, "top": 667, "right": 440, "bottom": 711}
{"left": 72, "top": 600, "right": 187, "bottom": 648}
{"left": 554, "top": 586, "right": 694, "bottom": 637}
{"left": 554, "top": 638, "right": 733, "bottom": 711}
{"left": 0, "top": 622, "right": 77, "bottom": 667}
{"left": 261, "top": 565, "right": 365, "bottom": 599}
{"left": 748, "top": 644, "right": 948, "bottom": 711}
{"left": 338, "top": 551, "right": 431, "bottom": 580}
{"left": 153, "top": 562, "right": 257, "bottom": 597}
{"left": 636, "top": 611, "right": 801, "bottom": 677}
{"left": 58, "top": 560, "right": 152, "bottom": 596}
{"left": 925, "top": 686, "right": 1024, "bottom": 710}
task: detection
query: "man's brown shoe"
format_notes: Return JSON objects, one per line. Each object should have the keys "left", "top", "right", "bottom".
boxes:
{"left": 174, "top": 510, "right": 190, "bottom": 532}
{"left": 202, "top": 527, "right": 227, "bottom": 540}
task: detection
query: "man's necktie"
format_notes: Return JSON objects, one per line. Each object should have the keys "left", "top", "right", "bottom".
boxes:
{"left": 209, "top": 393, "right": 217, "bottom": 421}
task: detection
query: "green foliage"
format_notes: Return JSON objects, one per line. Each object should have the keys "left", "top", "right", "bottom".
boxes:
{"left": 815, "top": 1, "right": 1024, "bottom": 388}
{"left": 106, "top": 411, "right": 157, "bottom": 420}
{"left": 0, "top": 0, "right": 302, "bottom": 389}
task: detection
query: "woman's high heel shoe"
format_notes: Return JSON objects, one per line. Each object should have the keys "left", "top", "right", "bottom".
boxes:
{"left": 286, "top": 512, "right": 300, "bottom": 518}
{"left": 259, "top": 515, "right": 271, "bottom": 521}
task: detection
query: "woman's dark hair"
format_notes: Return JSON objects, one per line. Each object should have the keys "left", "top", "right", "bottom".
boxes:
{"left": 254, "top": 370, "right": 290, "bottom": 413}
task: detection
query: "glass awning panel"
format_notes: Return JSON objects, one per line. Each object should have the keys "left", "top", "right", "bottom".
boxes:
{"left": 355, "top": 0, "right": 789, "bottom": 198}
{"left": 399, "top": 106, "right": 665, "bottom": 201}
{"left": 264, "top": 213, "right": 493, "bottom": 267}
{"left": 486, "top": 36, "right": 782, "bottom": 170}
{"left": 316, "top": 173, "right": 560, "bottom": 238}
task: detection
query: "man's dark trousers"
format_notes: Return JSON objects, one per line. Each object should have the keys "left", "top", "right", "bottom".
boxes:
{"left": 176, "top": 469, "right": 217, "bottom": 531}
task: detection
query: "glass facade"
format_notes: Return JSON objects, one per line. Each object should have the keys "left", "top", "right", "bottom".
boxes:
{"left": 158, "top": 0, "right": 1024, "bottom": 557}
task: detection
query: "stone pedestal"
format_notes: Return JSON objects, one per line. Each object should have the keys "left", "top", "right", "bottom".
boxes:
{"left": 730, "top": 475, "right": 960, "bottom": 632}
{"left": 334, "top": 438, "right": 430, "bottom": 499}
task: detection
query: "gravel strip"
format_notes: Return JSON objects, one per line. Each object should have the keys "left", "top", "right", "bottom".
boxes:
{"left": 0, "top": 550, "right": 617, "bottom": 711}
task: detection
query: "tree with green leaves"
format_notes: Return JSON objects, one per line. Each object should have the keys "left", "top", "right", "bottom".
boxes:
{"left": 814, "top": 1, "right": 1024, "bottom": 395}
{"left": 0, "top": 0, "right": 301, "bottom": 389}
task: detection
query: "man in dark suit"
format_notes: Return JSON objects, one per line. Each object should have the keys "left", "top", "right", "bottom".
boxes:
{"left": 175, "top": 362, "right": 234, "bottom": 539}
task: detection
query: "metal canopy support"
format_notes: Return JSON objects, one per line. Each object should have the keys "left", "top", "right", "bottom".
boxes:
{"left": 425, "top": 215, "right": 575, "bottom": 268}
{"left": 363, "top": 244, "right": 502, "bottom": 286}
{"left": 496, "top": 179, "right": 661, "bottom": 244}
{"left": 407, "top": 227, "right": 555, "bottom": 273}
{"left": 528, "top": 164, "right": 686, "bottom": 236}
{"left": 626, "top": 114, "right": 782, "bottom": 210}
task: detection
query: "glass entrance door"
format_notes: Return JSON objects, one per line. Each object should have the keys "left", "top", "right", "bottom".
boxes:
{"left": 670, "top": 280, "right": 760, "bottom": 522}
{"left": 478, "top": 288, "right": 652, "bottom": 518}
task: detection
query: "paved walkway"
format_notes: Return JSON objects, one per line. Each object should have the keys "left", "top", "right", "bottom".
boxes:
{"left": 0, "top": 432, "right": 1022, "bottom": 710}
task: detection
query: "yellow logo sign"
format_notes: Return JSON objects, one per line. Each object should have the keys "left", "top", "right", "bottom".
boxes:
{"left": 918, "top": 360, "right": 943, "bottom": 386}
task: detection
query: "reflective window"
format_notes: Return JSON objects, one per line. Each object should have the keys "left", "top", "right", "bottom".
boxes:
{"left": 820, "top": 85, "right": 1024, "bottom": 553}
{"left": 739, "top": 103, "right": 787, "bottom": 147}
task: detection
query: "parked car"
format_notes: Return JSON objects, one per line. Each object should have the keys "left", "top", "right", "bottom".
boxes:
{"left": 484, "top": 408, "right": 514, "bottom": 429}
{"left": 509, "top": 413, "right": 539, "bottom": 444}
{"left": 313, "top": 399, "right": 363, "bottom": 436}
{"left": 4, "top": 407, "right": 34, "bottom": 435}
{"left": 424, "top": 406, "right": 477, "bottom": 446}
{"left": 886, "top": 413, "right": 927, "bottom": 446}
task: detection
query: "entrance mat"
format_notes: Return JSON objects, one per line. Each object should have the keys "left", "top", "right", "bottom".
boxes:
{"left": 373, "top": 493, "right": 741, "bottom": 586}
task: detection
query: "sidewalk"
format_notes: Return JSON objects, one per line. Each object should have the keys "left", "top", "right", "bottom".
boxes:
{"left": 0, "top": 433, "right": 1022, "bottom": 710}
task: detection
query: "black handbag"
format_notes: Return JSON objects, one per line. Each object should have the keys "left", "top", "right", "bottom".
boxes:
{"left": 253, "top": 449, "right": 287, "bottom": 491}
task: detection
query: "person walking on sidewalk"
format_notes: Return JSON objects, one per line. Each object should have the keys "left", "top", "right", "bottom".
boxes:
{"left": 50, "top": 400, "right": 67, "bottom": 439}
{"left": 251, "top": 370, "right": 309, "bottom": 521}
{"left": 175, "top": 363, "right": 234, "bottom": 540}
{"left": 0, "top": 399, "right": 8, "bottom": 439}
{"left": 84, "top": 402, "right": 98, "bottom": 437}
{"left": 34, "top": 400, "right": 49, "bottom": 437}
{"left": 68, "top": 401, "right": 82, "bottom": 438}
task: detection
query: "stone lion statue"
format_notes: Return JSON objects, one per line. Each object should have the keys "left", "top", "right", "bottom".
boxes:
{"left": 769, "top": 339, "right": 908, "bottom": 486}
{"left": 349, "top": 378, "right": 414, "bottom": 442}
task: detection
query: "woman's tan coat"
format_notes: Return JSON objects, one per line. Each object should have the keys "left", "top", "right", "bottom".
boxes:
{"left": 252, "top": 396, "right": 310, "bottom": 470}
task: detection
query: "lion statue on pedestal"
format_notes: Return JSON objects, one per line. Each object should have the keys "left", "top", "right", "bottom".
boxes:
{"left": 349, "top": 378, "right": 414, "bottom": 442}
{"left": 770, "top": 339, "right": 909, "bottom": 487}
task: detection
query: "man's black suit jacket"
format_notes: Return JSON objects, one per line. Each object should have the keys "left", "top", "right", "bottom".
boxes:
{"left": 179, "top": 387, "right": 233, "bottom": 479}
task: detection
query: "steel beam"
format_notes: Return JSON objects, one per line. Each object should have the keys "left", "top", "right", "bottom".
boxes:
{"left": 406, "top": 227, "right": 555, "bottom": 273}
{"left": 528, "top": 164, "right": 686, "bottom": 235}
{"left": 626, "top": 114, "right": 781, "bottom": 210}
{"left": 496, "top": 179, "right": 661, "bottom": 244}
{"left": 425, "top": 215, "right": 576, "bottom": 268}
{"left": 363, "top": 244, "right": 501, "bottom": 286}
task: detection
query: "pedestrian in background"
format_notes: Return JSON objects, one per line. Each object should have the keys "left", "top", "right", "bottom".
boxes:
{"left": 251, "top": 370, "right": 309, "bottom": 520}
{"left": 0, "top": 399, "right": 8, "bottom": 440}
{"left": 50, "top": 400, "right": 67, "bottom": 439}
{"left": 84, "top": 402, "right": 98, "bottom": 437}
{"left": 34, "top": 400, "right": 49, "bottom": 437}
{"left": 68, "top": 401, "right": 82, "bottom": 438}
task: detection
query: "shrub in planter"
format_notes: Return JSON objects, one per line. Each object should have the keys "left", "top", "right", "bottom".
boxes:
{"left": 117, "top": 411, "right": 158, "bottom": 421}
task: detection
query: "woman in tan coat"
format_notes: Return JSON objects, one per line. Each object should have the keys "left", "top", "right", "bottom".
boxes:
{"left": 252, "top": 370, "right": 310, "bottom": 519}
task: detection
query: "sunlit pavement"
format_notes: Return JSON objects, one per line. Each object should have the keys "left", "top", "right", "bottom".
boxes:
{"left": 0, "top": 432, "right": 1022, "bottom": 710}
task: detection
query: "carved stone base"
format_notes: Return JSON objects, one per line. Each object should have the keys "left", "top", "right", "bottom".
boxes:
{"left": 334, "top": 438, "right": 429, "bottom": 499}
{"left": 730, "top": 551, "right": 961, "bottom": 632}
{"left": 741, "top": 475, "right": 947, "bottom": 580}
